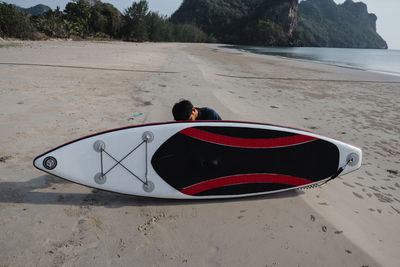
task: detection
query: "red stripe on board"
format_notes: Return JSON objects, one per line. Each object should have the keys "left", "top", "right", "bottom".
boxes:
{"left": 179, "top": 128, "right": 317, "bottom": 148}
{"left": 180, "top": 174, "right": 313, "bottom": 196}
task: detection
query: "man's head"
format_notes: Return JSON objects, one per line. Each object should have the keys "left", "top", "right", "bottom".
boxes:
{"left": 172, "top": 99, "right": 197, "bottom": 121}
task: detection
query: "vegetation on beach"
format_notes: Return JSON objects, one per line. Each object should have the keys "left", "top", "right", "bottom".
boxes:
{"left": 0, "top": 3, "right": 35, "bottom": 39}
{"left": 0, "top": 0, "right": 213, "bottom": 42}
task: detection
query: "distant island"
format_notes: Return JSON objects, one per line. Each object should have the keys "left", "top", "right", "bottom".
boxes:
{"left": 0, "top": 0, "right": 387, "bottom": 49}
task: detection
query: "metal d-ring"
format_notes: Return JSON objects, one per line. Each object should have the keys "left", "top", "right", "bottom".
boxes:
{"left": 346, "top": 153, "right": 359, "bottom": 167}
{"left": 142, "top": 131, "right": 154, "bottom": 143}
{"left": 143, "top": 181, "right": 155, "bottom": 192}
{"left": 93, "top": 140, "right": 106, "bottom": 152}
{"left": 94, "top": 173, "right": 107, "bottom": 185}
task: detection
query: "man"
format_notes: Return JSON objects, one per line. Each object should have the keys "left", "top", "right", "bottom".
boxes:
{"left": 172, "top": 99, "right": 222, "bottom": 121}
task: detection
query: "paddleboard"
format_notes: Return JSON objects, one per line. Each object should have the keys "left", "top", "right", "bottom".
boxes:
{"left": 33, "top": 121, "right": 362, "bottom": 199}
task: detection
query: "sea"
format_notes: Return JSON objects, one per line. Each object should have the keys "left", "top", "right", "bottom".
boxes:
{"left": 230, "top": 46, "right": 400, "bottom": 77}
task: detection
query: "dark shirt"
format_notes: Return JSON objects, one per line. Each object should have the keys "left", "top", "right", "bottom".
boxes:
{"left": 196, "top": 107, "right": 222, "bottom": 120}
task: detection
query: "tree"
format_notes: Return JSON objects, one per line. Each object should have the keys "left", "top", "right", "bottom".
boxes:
{"left": 0, "top": 3, "right": 34, "bottom": 39}
{"left": 174, "top": 24, "right": 209, "bottom": 43}
{"left": 31, "top": 7, "right": 65, "bottom": 38}
{"left": 122, "top": 0, "right": 149, "bottom": 41}
{"left": 90, "top": 2, "right": 122, "bottom": 38}
{"left": 146, "top": 12, "right": 175, "bottom": 42}
{"left": 64, "top": 0, "right": 92, "bottom": 37}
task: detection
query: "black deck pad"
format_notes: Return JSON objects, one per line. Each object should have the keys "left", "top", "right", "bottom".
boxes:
{"left": 151, "top": 126, "right": 339, "bottom": 196}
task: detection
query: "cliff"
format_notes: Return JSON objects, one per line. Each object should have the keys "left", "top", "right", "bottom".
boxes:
{"left": 171, "top": 0, "right": 300, "bottom": 46}
{"left": 171, "top": 0, "right": 387, "bottom": 49}
{"left": 297, "top": 0, "right": 387, "bottom": 49}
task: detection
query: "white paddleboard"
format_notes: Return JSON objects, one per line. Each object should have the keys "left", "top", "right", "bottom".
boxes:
{"left": 33, "top": 121, "right": 362, "bottom": 199}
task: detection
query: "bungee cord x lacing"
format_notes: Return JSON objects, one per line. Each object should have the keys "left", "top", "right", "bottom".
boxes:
{"left": 93, "top": 131, "right": 155, "bottom": 192}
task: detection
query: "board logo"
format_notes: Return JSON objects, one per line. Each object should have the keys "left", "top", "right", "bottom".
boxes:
{"left": 43, "top": 156, "right": 57, "bottom": 170}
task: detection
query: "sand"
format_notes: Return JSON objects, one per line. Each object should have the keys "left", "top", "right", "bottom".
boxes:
{"left": 0, "top": 40, "right": 399, "bottom": 267}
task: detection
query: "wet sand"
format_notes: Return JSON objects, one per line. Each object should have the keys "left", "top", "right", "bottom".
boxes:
{"left": 1, "top": 40, "right": 399, "bottom": 266}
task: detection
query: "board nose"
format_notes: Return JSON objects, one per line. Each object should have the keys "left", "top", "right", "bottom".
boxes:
{"left": 33, "top": 155, "right": 44, "bottom": 170}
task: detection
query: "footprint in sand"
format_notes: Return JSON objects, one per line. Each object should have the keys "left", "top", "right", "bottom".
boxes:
{"left": 0, "top": 155, "right": 12, "bottom": 163}
{"left": 352, "top": 192, "right": 364, "bottom": 199}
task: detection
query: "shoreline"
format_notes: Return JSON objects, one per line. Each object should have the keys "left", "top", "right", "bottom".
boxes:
{"left": 1, "top": 41, "right": 399, "bottom": 266}
{"left": 228, "top": 45, "right": 400, "bottom": 78}
{"left": 2, "top": 38, "right": 400, "bottom": 77}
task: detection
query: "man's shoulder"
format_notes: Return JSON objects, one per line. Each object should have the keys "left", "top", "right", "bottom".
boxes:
{"left": 198, "top": 107, "right": 221, "bottom": 120}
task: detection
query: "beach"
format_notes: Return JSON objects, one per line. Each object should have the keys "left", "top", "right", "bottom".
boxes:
{"left": 0, "top": 40, "right": 399, "bottom": 266}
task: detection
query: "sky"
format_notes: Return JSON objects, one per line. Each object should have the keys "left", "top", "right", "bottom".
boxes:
{"left": 3, "top": 0, "right": 400, "bottom": 49}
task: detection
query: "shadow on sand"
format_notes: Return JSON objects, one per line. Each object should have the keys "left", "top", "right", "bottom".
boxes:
{"left": 0, "top": 174, "right": 304, "bottom": 208}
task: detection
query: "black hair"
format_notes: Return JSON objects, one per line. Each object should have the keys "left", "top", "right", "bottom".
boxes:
{"left": 172, "top": 99, "right": 193, "bottom": 121}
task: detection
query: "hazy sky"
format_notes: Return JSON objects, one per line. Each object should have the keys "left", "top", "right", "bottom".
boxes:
{"left": 4, "top": 0, "right": 400, "bottom": 49}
